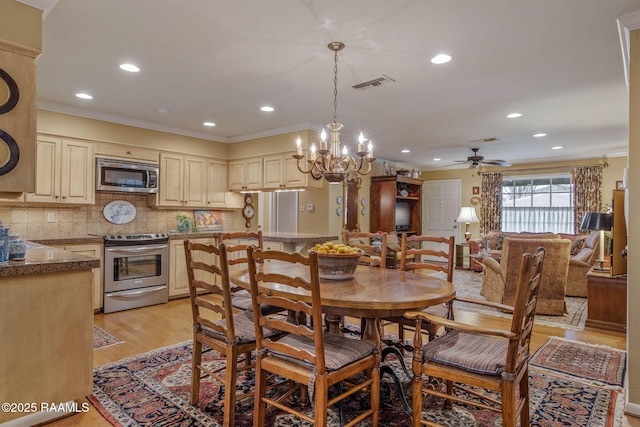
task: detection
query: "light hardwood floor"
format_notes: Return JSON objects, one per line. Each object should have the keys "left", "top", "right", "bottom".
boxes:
{"left": 45, "top": 297, "right": 639, "bottom": 427}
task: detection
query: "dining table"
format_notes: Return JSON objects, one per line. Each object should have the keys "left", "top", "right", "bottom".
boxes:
{"left": 230, "top": 262, "right": 456, "bottom": 349}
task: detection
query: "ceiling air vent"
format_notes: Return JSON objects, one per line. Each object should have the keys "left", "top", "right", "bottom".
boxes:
{"left": 352, "top": 74, "right": 396, "bottom": 90}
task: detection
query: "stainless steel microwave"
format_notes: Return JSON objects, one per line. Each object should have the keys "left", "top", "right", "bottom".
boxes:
{"left": 96, "top": 158, "right": 159, "bottom": 193}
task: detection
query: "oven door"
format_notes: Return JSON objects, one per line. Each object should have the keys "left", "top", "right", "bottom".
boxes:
{"left": 104, "top": 243, "right": 168, "bottom": 293}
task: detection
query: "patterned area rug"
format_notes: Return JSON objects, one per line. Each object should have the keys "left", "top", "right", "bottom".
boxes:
{"left": 93, "top": 325, "right": 124, "bottom": 350}
{"left": 89, "top": 341, "right": 623, "bottom": 426}
{"left": 443, "top": 269, "right": 588, "bottom": 330}
{"left": 530, "top": 336, "right": 627, "bottom": 389}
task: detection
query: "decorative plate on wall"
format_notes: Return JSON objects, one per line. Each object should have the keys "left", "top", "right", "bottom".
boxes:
{"left": 103, "top": 200, "right": 137, "bottom": 224}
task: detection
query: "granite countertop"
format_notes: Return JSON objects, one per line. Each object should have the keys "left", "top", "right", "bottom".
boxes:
{"left": 29, "top": 231, "right": 339, "bottom": 247}
{"left": 168, "top": 231, "right": 338, "bottom": 243}
{"left": 0, "top": 242, "right": 100, "bottom": 277}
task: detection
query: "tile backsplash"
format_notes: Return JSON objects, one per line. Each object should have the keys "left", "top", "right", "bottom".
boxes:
{"left": 0, "top": 193, "right": 239, "bottom": 240}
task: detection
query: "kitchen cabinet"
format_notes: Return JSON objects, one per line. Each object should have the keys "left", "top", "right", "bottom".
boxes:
{"left": 206, "top": 159, "right": 227, "bottom": 207}
{"left": 93, "top": 141, "right": 159, "bottom": 162}
{"left": 54, "top": 243, "right": 103, "bottom": 311}
{"left": 228, "top": 157, "right": 263, "bottom": 191}
{"left": 156, "top": 152, "right": 207, "bottom": 207}
{"left": 370, "top": 175, "right": 422, "bottom": 235}
{"left": 25, "top": 135, "right": 95, "bottom": 205}
{"left": 263, "top": 152, "right": 321, "bottom": 190}
{"left": 0, "top": 192, "right": 25, "bottom": 203}
{"left": 169, "top": 237, "right": 218, "bottom": 297}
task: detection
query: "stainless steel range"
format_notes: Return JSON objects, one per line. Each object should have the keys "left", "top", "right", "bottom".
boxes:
{"left": 103, "top": 233, "right": 169, "bottom": 313}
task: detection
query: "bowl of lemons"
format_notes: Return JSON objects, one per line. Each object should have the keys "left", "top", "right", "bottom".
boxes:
{"left": 311, "top": 242, "right": 363, "bottom": 280}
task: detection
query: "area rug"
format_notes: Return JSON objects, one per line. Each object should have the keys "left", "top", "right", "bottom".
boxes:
{"left": 93, "top": 325, "right": 124, "bottom": 350}
{"left": 89, "top": 341, "right": 624, "bottom": 426}
{"left": 443, "top": 269, "right": 588, "bottom": 330}
{"left": 530, "top": 336, "right": 627, "bottom": 389}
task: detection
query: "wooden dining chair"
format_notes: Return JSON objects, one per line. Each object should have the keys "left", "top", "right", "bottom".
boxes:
{"left": 219, "top": 230, "right": 264, "bottom": 311}
{"left": 389, "top": 233, "right": 456, "bottom": 346}
{"left": 183, "top": 240, "right": 279, "bottom": 427}
{"left": 343, "top": 230, "right": 388, "bottom": 268}
{"left": 405, "top": 247, "right": 545, "bottom": 427}
{"left": 246, "top": 246, "right": 381, "bottom": 427}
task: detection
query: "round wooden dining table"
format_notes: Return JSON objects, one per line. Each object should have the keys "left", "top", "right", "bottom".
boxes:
{"left": 231, "top": 263, "right": 456, "bottom": 347}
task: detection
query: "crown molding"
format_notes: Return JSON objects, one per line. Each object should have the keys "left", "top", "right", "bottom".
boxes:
{"left": 617, "top": 10, "right": 640, "bottom": 90}
{"left": 17, "top": 0, "right": 58, "bottom": 18}
{"left": 226, "top": 122, "right": 317, "bottom": 143}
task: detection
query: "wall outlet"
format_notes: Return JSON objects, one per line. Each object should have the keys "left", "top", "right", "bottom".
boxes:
{"left": 47, "top": 212, "right": 56, "bottom": 222}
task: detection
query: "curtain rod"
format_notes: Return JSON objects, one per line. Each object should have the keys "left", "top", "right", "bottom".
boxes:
{"left": 497, "top": 162, "right": 608, "bottom": 175}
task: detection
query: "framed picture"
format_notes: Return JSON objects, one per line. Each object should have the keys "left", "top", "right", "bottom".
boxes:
{"left": 194, "top": 210, "right": 223, "bottom": 231}
{"left": 472, "top": 186, "right": 480, "bottom": 195}
{"left": 616, "top": 180, "right": 624, "bottom": 190}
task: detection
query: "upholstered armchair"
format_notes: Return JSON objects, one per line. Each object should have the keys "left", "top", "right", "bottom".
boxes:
{"left": 480, "top": 237, "right": 571, "bottom": 315}
{"left": 565, "top": 231, "right": 600, "bottom": 297}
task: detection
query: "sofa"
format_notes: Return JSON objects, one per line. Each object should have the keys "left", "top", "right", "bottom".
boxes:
{"left": 480, "top": 237, "right": 572, "bottom": 315}
{"left": 469, "top": 230, "right": 600, "bottom": 297}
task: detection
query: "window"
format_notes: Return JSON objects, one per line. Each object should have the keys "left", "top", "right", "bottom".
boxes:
{"left": 502, "top": 174, "right": 573, "bottom": 233}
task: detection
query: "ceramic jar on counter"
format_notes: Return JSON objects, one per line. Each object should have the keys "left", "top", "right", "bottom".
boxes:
{"left": 8, "top": 235, "right": 26, "bottom": 261}
{"left": 0, "top": 220, "right": 8, "bottom": 262}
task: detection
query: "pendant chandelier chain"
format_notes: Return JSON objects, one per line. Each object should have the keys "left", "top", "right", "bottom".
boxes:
{"left": 333, "top": 47, "right": 339, "bottom": 124}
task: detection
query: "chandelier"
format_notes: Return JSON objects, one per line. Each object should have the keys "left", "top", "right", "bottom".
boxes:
{"left": 293, "top": 42, "right": 375, "bottom": 183}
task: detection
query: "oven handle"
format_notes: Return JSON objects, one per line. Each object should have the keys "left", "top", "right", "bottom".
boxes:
{"left": 105, "top": 244, "right": 168, "bottom": 254}
{"left": 105, "top": 285, "right": 167, "bottom": 298}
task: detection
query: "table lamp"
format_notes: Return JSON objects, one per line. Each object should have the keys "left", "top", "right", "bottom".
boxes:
{"left": 457, "top": 206, "right": 480, "bottom": 242}
{"left": 579, "top": 212, "right": 613, "bottom": 271}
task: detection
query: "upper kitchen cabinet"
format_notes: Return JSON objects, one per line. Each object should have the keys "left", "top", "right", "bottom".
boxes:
{"left": 228, "top": 157, "right": 263, "bottom": 191}
{"left": 154, "top": 152, "right": 207, "bottom": 208}
{"left": 206, "top": 159, "right": 227, "bottom": 207}
{"left": 93, "top": 141, "right": 159, "bottom": 163}
{"left": 263, "top": 152, "right": 321, "bottom": 190}
{"left": 25, "top": 135, "right": 95, "bottom": 205}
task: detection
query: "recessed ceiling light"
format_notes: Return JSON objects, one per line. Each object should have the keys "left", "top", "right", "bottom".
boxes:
{"left": 203, "top": 122, "right": 216, "bottom": 127}
{"left": 401, "top": 149, "right": 410, "bottom": 153}
{"left": 430, "top": 54, "right": 452, "bottom": 64}
{"left": 156, "top": 107, "right": 169, "bottom": 114}
{"left": 433, "top": 158, "right": 441, "bottom": 161}
{"left": 119, "top": 63, "right": 140, "bottom": 73}
{"left": 75, "top": 93, "right": 93, "bottom": 100}
{"left": 533, "top": 133, "right": 547, "bottom": 137}
{"left": 260, "top": 106, "right": 274, "bottom": 112}
{"left": 552, "top": 146, "right": 563, "bottom": 150}
{"left": 506, "top": 113, "right": 522, "bottom": 118}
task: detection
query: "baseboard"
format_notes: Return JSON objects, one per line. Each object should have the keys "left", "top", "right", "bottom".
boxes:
{"left": 625, "top": 400, "right": 640, "bottom": 418}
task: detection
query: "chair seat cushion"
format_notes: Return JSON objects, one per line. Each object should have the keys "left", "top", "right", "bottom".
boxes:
{"left": 272, "top": 332, "right": 376, "bottom": 371}
{"left": 422, "top": 330, "right": 509, "bottom": 375}
{"left": 231, "top": 291, "right": 283, "bottom": 315}
{"left": 202, "top": 310, "right": 278, "bottom": 344}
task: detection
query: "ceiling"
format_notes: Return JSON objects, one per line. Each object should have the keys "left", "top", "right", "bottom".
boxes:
{"left": 34, "top": 0, "right": 639, "bottom": 171}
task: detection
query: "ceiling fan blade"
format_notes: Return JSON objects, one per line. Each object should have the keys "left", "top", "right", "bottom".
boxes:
{"left": 483, "top": 160, "right": 512, "bottom": 167}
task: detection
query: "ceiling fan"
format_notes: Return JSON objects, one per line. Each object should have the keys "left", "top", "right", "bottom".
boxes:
{"left": 454, "top": 148, "right": 512, "bottom": 168}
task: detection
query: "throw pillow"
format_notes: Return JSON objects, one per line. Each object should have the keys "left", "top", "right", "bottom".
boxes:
{"left": 571, "top": 236, "right": 586, "bottom": 256}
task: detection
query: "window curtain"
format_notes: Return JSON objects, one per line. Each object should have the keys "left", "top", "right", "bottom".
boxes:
{"left": 480, "top": 172, "right": 503, "bottom": 233}
{"left": 572, "top": 165, "right": 602, "bottom": 233}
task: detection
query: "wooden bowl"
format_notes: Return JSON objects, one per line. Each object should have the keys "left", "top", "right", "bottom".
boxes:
{"left": 316, "top": 252, "right": 362, "bottom": 280}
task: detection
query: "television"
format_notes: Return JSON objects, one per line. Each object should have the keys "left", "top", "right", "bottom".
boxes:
{"left": 395, "top": 201, "right": 411, "bottom": 231}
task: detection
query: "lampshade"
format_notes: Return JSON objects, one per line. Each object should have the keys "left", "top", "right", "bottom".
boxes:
{"left": 579, "top": 212, "right": 613, "bottom": 231}
{"left": 457, "top": 207, "right": 480, "bottom": 224}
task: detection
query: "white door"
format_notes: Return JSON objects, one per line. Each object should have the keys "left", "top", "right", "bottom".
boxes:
{"left": 422, "top": 180, "right": 461, "bottom": 242}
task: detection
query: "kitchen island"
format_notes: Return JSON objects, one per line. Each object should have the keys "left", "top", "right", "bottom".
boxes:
{"left": 168, "top": 230, "right": 339, "bottom": 253}
{"left": 0, "top": 243, "right": 98, "bottom": 425}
